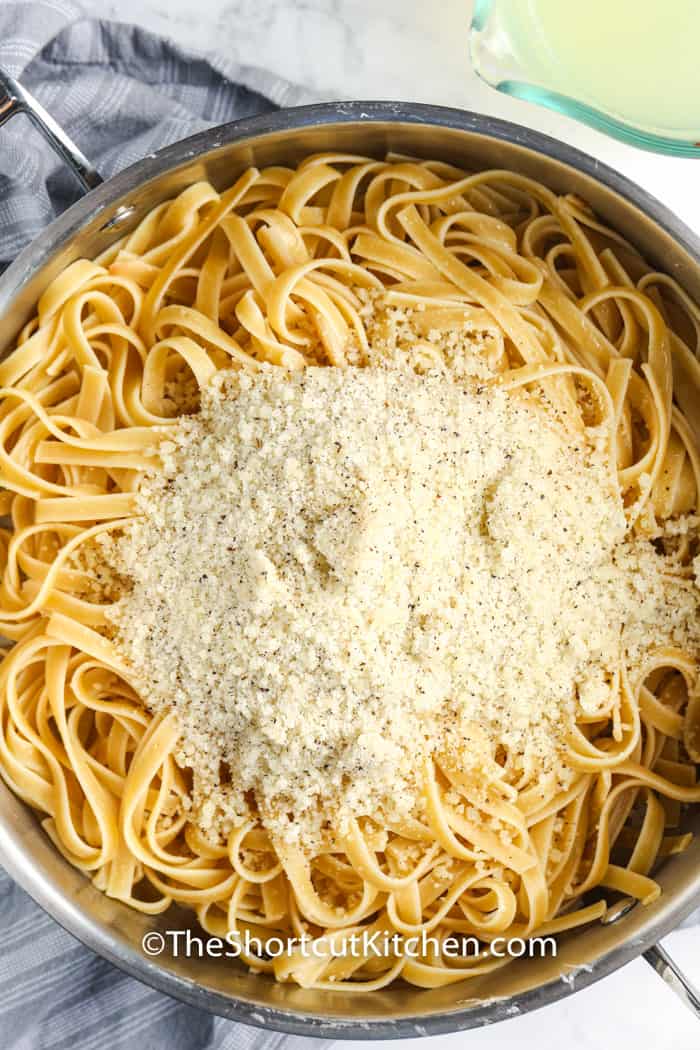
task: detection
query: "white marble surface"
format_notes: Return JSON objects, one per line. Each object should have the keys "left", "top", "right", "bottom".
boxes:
{"left": 84, "top": 1, "right": 699, "bottom": 1046}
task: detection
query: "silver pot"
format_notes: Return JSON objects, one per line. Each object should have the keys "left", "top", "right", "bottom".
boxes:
{"left": 0, "top": 70, "right": 699, "bottom": 1037}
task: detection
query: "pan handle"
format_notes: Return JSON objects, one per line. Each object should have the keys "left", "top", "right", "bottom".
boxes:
{"left": 644, "top": 942, "right": 700, "bottom": 1020}
{"left": 0, "top": 66, "right": 102, "bottom": 193}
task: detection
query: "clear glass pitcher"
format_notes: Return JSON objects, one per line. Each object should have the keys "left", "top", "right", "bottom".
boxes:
{"left": 469, "top": 0, "right": 700, "bottom": 156}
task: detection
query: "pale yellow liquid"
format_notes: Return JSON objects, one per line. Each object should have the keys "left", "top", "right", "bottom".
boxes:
{"left": 502, "top": 0, "right": 700, "bottom": 138}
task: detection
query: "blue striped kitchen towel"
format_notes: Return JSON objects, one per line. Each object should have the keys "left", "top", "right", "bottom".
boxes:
{"left": 0, "top": 0, "right": 315, "bottom": 271}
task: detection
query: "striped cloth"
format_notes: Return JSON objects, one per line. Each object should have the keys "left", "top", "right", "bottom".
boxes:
{"left": 0, "top": 0, "right": 315, "bottom": 270}
{"left": 0, "top": 3, "right": 330, "bottom": 1047}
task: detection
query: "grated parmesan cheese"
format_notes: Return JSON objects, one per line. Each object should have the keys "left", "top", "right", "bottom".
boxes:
{"left": 94, "top": 365, "right": 700, "bottom": 848}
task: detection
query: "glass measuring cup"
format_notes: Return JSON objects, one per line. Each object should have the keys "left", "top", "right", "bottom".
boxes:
{"left": 469, "top": 0, "right": 700, "bottom": 156}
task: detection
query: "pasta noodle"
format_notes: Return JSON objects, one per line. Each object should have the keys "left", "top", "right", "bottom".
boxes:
{"left": 1, "top": 153, "right": 700, "bottom": 991}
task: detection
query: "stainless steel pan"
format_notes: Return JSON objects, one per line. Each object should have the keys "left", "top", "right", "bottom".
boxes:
{"left": 0, "top": 69, "right": 699, "bottom": 1037}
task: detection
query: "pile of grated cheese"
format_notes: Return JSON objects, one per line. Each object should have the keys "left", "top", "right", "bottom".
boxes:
{"left": 354, "top": 289, "right": 509, "bottom": 381}
{"left": 97, "top": 364, "right": 700, "bottom": 848}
